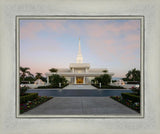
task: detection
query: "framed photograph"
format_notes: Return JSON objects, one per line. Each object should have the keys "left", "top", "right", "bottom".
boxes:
{"left": 0, "top": 0, "right": 160, "bottom": 134}
{"left": 16, "top": 16, "right": 144, "bottom": 118}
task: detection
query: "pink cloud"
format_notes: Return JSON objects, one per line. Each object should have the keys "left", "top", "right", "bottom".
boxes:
{"left": 87, "top": 39, "right": 117, "bottom": 62}
{"left": 124, "top": 43, "right": 139, "bottom": 50}
{"left": 45, "top": 21, "right": 66, "bottom": 32}
{"left": 20, "top": 22, "right": 44, "bottom": 40}
{"left": 20, "top": 21, "right": 66, "bottom": 40}
{"left": 84, "top": 24, "right": 108, "bottom": 38}
{"left": 68, "top": 24, "right": 82, "bottom": 36}
{"left": 27, "top": 39, "right": 63, "bottom": 52}
{"left": 87, "top": 37, "right": 140, "bottom": 64}
{"left": 20, "top": 20, "right": 140, "bottom": 77}
{"left": 82, "top": 20, "right": 140, "bottom": 38}
{"left": 20, "top": 20, "right": 140, "bottom": 41}
{"left": 105, "top": 21, "right": 139, "bottom": 33}
{"left": 124, "top": 34, "right": 140, "bottom": 43}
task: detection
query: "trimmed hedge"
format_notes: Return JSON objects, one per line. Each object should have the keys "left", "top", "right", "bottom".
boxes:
{"left": 20, "top": 93, "right": 38, "bottom": 103}
{"left": 131, "top": 88, "right": 140, "bottom": 95}
{"left": 127, "top": 81, "right": 140, "bottom": 84}
{"left": 37, "top": 84, "right": 69, "bottom": 89}
{"left": 121, "top": 93, "right": 140, "bottom": 103}
{"left": 20, "top": 86, "right": 28, "bottom": 96}
{"left": 37, "top": 85, "right": 53, "bottom": 88}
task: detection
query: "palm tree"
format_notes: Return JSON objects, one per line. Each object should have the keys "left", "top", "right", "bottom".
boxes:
{"left": 35, "top": 72, "right": 42, "bottom": 79}
{"left": 49, "top": 68, "right": 58, "bottom": 73}
{"left": 92, "top": 74, "right": 111, "bottom": 86}
{"left": 20, "top": 67, "right": 31, "bottom": 81}
{"left": 126, "top": 68, "right": 140, "bottom": 81}
{"left": 103, "top": 70, "right": 108, "bottom": 73}
{"left": 126, "top": 70, "right": 132, "bottom": 80}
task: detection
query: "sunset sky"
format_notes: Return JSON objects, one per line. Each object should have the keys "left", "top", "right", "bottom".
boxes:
{"left": 20, "top": 19, "right": 140, "bottom": 77}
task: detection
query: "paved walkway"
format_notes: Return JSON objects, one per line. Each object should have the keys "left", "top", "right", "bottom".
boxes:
{"left": 63, "top": 84, "right": 97, "bottom": 89}
{"left": 23, "top": 97, "right": 138, "bottom": 115}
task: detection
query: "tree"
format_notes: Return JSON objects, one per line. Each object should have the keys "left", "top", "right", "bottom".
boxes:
{"left": 35, "top": 72, "right": 42, "bottom": 79}
{"left": 20, "top": 67, "right": 32, "bottom": 81}
{"left": 49, "top": 68, "right": 58, "bottom": 73}
{"left": 100, "top": 74, "right": 111, "bottom": 85}
{"left": 92, "top": 74, "right": 111, "bottom": 86}
{"left": 40, "top": 77, "right": 47, "bottom": 82}
{"left": 24, "top": 76, "right": 35, "bottom": 83}
{"left": 35, "top": 72, "right": 47, "bottom": 82}
{"left": 125, "top": 68, "right": 140, "bottom": 81}
{"left": 49, "top": 74, "right": 68, "bottom": 87}
{"left": 102, "top": 70, "right": 108, "bottom": 73}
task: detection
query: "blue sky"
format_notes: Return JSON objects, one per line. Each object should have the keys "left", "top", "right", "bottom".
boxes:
{"left": 20, "top": 19, "right": 140, "bottom": 77}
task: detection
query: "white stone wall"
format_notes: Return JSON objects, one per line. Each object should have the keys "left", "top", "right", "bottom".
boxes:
{"left": 74, "top": 68, "right": 85, "bottom": 73}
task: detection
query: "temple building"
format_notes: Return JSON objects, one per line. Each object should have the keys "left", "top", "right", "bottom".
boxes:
{"left": 45, "top": 38, "right": 114, "bottom": 85}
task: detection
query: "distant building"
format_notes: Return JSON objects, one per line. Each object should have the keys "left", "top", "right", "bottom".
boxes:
{"left": 114, "top": 79, "right": 125, "bottom": 85}
{"left": 45, "top": 38, "right": 114, "bottom": 85}
{"left": 34, "top": 79, "right": 45, "bottom": 85}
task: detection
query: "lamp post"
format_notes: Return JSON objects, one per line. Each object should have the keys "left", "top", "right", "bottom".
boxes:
{"left": 99, "top": 83, "right": 101, "bottom": 88}
{"left": 59, "top": 83, "right": 61, "bottom": 88}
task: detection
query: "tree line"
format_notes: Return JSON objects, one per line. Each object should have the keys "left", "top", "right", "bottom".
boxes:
{"left": 20, "top": 67, "right": 59, "bottom": 83}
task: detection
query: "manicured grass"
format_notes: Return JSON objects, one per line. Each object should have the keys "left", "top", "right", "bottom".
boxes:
{"left": 20, "top": 96, "right": 53, "bottom": 114}
{"left": 111, "top": 96, "right": 140, "bottom": 113}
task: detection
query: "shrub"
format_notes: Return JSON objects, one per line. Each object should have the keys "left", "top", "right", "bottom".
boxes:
{"left": 49, "top": 74, "right": 68, "bottom": 87}
{"left": 92, "top": 74, "right": 111, "bottom": 86}
{"left": 37, "top": 85, "right": 53, "bottom": 89}
{"left": 127, "top": 81, "right": 140, "bottom": 84}
{"left": 20, "top": 93, "right": 38, "bottom": 103}
{"left": 111, "top": 96, "right": 140, "bottom": 113}
{"left": 121, "top": 93, "right": 140, "bottom": 103}
{"left": 37, "top": 83, "right": 68, "bottom": 89}
{"left": 102, "top": 85, "right": 125, "bottom": 89}
{"left": 20, "top": 86, "right": 28, "bottom": 96}
{"left": 131, "top": 88, "right": 140, "bottom": 96}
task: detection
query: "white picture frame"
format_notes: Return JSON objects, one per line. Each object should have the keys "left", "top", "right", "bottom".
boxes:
{"left": 0, "top": 0, "right": 160, "bottom": 134}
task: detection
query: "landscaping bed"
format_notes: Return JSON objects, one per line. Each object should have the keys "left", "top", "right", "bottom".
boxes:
{"left": 20, "top": 96, "right": 53, "bottom": 114}
{"left": 20, "top": 93, "right": 38, "bottom": 103}
{"left": 111, "top": 96, "right": 140, "bottom": 113}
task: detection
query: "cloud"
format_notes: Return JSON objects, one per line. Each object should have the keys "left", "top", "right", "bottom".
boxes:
{"left": 27, "top": 39, "right": 63, "bottom": 53}
{"left": 82, "top": 20, "right": 140, "bottom": 38}
{"left": 124, "top": 34, "right": 140, "bottom": 43}
{"left": 20, "top": 22, "right": 44, "bottom": 40}
{"left": 44, "top": 21, "right": 66, "bottom": 33}
{"left": 20, "top": 20, "right": 67, "bottom": 40}
{"left": 20, "top": 20, "right": 140, "bottom": 76}
{"left": 86, "top": 35, "right": 140, "bottom": 65}
{"left": 20, "top": 20, "right": 140, "bottom": 40}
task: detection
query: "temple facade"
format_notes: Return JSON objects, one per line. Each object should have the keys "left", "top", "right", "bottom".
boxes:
{"left": 45, "top": 38, "right": 114, "bottom": 85}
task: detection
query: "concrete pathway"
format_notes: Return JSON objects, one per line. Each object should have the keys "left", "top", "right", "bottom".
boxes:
{"left": 23, "top": 97, "right": 138, "bottom": 115}
{"left": 63, "top": 84, "right": 97, "bottom": 89}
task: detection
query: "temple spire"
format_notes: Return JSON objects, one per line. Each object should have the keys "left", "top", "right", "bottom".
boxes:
{"left": 76, "top": 38, "right": 83, "bottom": 63}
